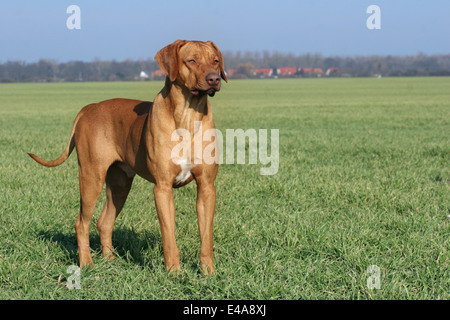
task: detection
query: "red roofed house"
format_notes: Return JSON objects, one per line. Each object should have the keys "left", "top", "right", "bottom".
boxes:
{"left": 325, "top": 67, "right": 340, "bottom": 76}
{"left": 153, "top": 69, "right": 165, "bottom": 79}
{"left": 253, "top": 68, "right": 273, "bottom": 78}
{"left": 299, "top": 67, "right": 324, "bottom": 77}
{"left": 277, "top": 67, "right": 297, "bottom": 76}
{"left": 313, "top": 68, "right": 324, "bottom": 76}
{"left": 227, "top": 69, "right": 237, "bottom": 77}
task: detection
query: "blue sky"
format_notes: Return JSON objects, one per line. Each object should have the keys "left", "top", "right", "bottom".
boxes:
{"left": 0, "top": 0, "right": 449, "bottom": 62}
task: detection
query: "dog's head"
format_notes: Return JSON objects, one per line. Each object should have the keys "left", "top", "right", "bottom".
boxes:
{"left": 155, "top": 40, "right": 227, "bottom": 97}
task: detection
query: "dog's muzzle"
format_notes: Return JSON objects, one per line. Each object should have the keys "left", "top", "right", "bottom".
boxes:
{"left": 190, "top": 72, "right": 222, "bottom": 97}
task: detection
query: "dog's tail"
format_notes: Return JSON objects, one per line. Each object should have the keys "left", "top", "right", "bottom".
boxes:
{"left": 28, "top": 108, "right": 85, "bottom": 167}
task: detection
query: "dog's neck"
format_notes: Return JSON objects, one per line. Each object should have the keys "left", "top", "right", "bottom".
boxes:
{"left": 162, "top": 78, "right": 208, "bottom": 135}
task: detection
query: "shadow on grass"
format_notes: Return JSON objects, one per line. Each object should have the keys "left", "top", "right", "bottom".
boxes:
{"left": 38, "top": 227, "right": 163, "bottom": 268}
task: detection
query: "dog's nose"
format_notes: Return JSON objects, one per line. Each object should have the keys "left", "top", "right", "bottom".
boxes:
{"left": 206, "top": 73, "right": 221, "bottom": 86}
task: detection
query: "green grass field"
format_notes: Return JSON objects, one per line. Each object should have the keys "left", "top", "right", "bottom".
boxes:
{"left": 0, "top": 77, "right": 449, "bottom": 299}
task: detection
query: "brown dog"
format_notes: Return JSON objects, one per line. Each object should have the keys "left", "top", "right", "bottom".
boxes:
{"left": 28, "top": 40, "right": 227, "bottom": 274}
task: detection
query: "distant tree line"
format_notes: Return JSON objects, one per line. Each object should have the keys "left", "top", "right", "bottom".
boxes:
{"left": 0, "top": 59, "right": 159, "bottom": 82}
{"left": 222, "top": 51, "right": 450, "bottom": 78}
{"left": 1, "top": 52, "right": 449, "bottom": 82}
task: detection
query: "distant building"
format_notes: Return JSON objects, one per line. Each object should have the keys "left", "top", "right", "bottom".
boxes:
{"left": 227, "top": 69, "right": 237, "bottom": 77}
{"left": 299, "top": 67, "right": 324, "bottom": 77}
{"left": 325, "top": 67, "right": 340, "bottom": 76}
{"left": 153, "top": 69, "right": 165, "bottom": 79}
{"left": 277, "top": 67, "right": 297, "bottom": 76}
{"left": 253, "top": 68, "right": 273, "bottom": 77}
{"left": 140, "top": 71, "right": 149, "bottom": 80}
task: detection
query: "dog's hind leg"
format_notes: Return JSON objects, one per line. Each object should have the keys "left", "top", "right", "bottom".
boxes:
{"left": 97, "top": 163, "right": 134, "bottom": 260}
{"left": 75, "top": 164, "right": 108, "bottom": 267}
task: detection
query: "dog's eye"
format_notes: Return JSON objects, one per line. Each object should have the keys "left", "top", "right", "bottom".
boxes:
{"left": 187, "top": 59, "right": 196, "bottom": 64}
{"left": 213, "top": 59, "right": 220, "bottom": 64}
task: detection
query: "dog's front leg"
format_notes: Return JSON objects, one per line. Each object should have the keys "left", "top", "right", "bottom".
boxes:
{"left": 196, "top": 179, "right": 216, "bottom": 275}
{"left": 153, "top": 183, "right": 180, "bottom": 272}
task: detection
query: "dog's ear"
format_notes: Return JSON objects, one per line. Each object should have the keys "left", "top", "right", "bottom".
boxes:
{"left": 208, "top": 41, "right": 228, "bottom": 83}
{"left": 155, "top": 40, "right": 187, "bottom": 82}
